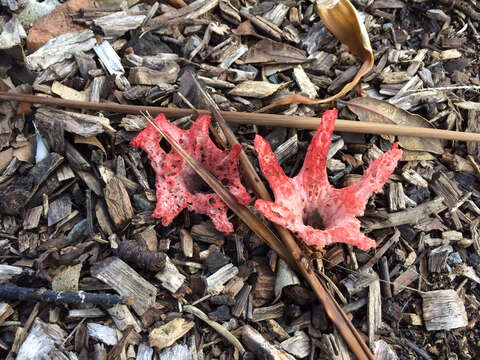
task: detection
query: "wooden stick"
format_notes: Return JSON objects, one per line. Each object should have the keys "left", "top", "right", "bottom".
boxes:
{"left": 2, "top": 92, "right": 480, "bottom": 142}
{"left": 0, "top": 284, "right": 130, "bottom": 307}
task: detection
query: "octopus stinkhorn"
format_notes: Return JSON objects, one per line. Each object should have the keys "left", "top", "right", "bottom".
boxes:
{"left": 254, "top": 108, "right": 403, "bottom": 250}
{"left": 130, "top": 114, "right": 251, "bottom": 234}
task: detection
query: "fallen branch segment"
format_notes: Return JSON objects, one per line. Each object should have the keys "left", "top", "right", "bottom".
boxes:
{"left": 0, "top": 285, "right": 131, "bottom": 307}
{"left": 1, "top": 92, "right": 480, "bottom": 142}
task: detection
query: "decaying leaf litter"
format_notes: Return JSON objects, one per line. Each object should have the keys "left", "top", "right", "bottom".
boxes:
{"left": 0, "top": 0, "right": 480, "bottom": 358}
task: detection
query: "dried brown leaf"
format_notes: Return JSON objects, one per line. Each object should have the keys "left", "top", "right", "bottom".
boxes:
{"left": 347, "top": 97, "right": 445, "bottom": 154}
{"left": 242, "top": 39, "right": 307, "bottom": 65}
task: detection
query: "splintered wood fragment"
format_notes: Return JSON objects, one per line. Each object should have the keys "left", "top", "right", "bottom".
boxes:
{"left": 191, "top": 223, "right": 225, "bottom": 246}
{"left": 207, "top": 263, "right": 239, "bottom": 293}
{"left": 16, "top": 319, "right": 67, "bottom": 360}
{"left": 238, "top": 9, "right": 282, "bottom": 41}
{"left": 95, "top": 200, "right": 114, "bottom": 236}
{"left": 320, "top": 331, "right": 351, "bottom": 360}
{"left": 0, "top": 265, "right": 23, "bottom": 283}
{"left": 36, "top": 107, "right": 114, "bottom": 136}
{"left": 93, "top": 11, "right": 146, "bottom": 38}
{"left": 56, "top": 165, "right": 75, "bottom": 181}
{"left": 274, "top": 134, "right": 298, "bottom": 165}
{"left": 428, "top": 245, "right": 453, "bottom": 273}
{"left": 158, "top": 343, "right": 190, "bottom": 360}
{"left": 179, "top": 229, "right": 193, "bottom": 257}
{"left": 65, "top": 141, "right": 90, "bottom": 170}
{"left": 252, "top": 257, "right": 275, "bottom": 306}
{"left": 379, "top": 257, "right": 392, "bottom": 298}
{"left": 430, "top": 173, "right": 463, "bottom": 208}
{"left": 374, "top": 340, "right": 399, "bottom": 360}
{"left": 52, "top": 263, "right": 82, "bottom": 292}
{"left": 219, "top": 44, "right": 248, "bottom": 70}
{"left": 107, "top": 325, "right": 136, "bottom": 360}
{"left": 137, "top": 343, "right": 154, "bottom": 360}
{"left": 388, "top": 183, "right": 406, "bottom": 211}
{"left": 242, "top": 325, "right": 294, "bottom": 360}
{"left": 52, "top": 81, "right": 89, "bottom": 102}
{"left": 378, "top": 71, "right": 410, "bottom": 84}
{"left": 252, "top": 302, "right": 285, "bottom": 322}
{"left": 87, "top": 323, "right": 118, "bottom": 346}
{"left": 129, "top": 65, "right": 179, "bottom": 85}
{"left": 107, "top": 304, "right": 142, "bottom": 333}
{"left": 134, "top": 227, "right": 158, "bottom": 251}
{"left": 27, "top": 30, "right": 97, "bottom": 71}
{"left": 393, "top": 265, "right": 419, "bottom": 295}
{"left": 90, "top": 77, "right": 105, "bottom": 103}
{"left": 91, "top": 257, "right": 157, "bottom": 316}
{"left": 368, "top": 277, "right": 381, "bottom": 349}
{"left": 0, "top": 303, "right": 13, "bottom": 326}
{"left": 23, "top": 206, "right": 43, "bottom": 230}
{"left": 366, "top": 197, "right": 445, "bottom": 230}
{"left": 267, "top": 319, "right": 290, "bottom": 341}
{"left": 148, "top": 318, "right": 195, "bottom": 351}
{"left": 69, "top": 168, "right": 101, "bottom": 193}
{"left": 48, "top": 195, "right": 72, "bottom": 226}
{"left": 340, "top": 268, "right": 379, "bottom": 297}
{"left": 232, "top": 285, "right": 252, "bottom": 318}
{"left": 228, "top": 81, "right": 282, "bottom": 98}
{"left": 404, "top": 313, "right": 422, "bottom": 326}
{"left": 402, "top": 169, "right": 428, "bottom": 188}
{"left": 453, "top": 263, "right": 480, "bottom": 284}
{"left": 442, "top": 230, "right": 463, "bottom": 242}
{"left": 224, "top": 276, "right": 244, "bottom": 297}
{"left": 422, "top": 290, "right": 468, "bottom": 331}
{"left": 67, "top": 308, "right": 106, "bottom": 319}
{"left": 155, "top": 256, "right": 185, "bottom": 293}
{"left": 104, "top": 176, "right": 134, "bottom": 230}
{"left": 264, "top": 3, "right": 290, "bottom": 25}
{"left": 274, "top": 258, "right": 300, "bottom": 297}
{"left": 280, "top": 331, "right": 310, "bottom": 358}
{"left": 293, "top": 65, "right": 318, "bottom": 98}
{"left": 93, "top": 40, "right": 125, "bottom": 76}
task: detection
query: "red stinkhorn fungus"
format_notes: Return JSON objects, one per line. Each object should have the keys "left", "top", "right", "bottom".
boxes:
{"left": 130, "top": 114, "right": 251, "bottom": 234}
{"left": 254, "top": 109, "right": 403, "bottom": 251}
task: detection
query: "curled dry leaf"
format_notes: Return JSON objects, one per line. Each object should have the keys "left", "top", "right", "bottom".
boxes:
{"left": 257, "top": 0, "right": 374, "bottom": 113}
{"left": 347, "top": 97, "right": 445, "bottom": 154}
{"left": 242, "top": 38, "right": 307, "bottom": 65}
{"left": 229, "top": 80, "right": 282, "bottom": 99}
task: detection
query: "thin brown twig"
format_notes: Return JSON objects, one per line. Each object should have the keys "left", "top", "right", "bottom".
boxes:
{"left": 1, "top": 92, "right": 480, "bottom": 142}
